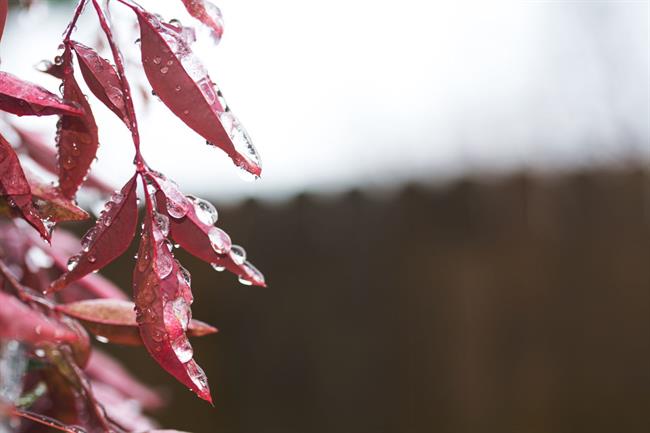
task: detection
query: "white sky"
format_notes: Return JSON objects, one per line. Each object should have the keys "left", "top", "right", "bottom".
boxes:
{"left": 2, "top": 0, "right": 649, "bottom": 202}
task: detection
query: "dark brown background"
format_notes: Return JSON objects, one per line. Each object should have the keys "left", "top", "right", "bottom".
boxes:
{"left": 102, "top": 167, "right": 650, "bottom": 433}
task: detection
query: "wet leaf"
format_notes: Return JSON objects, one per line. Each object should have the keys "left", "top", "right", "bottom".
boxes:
{"left": 180, "top": 0, "right": 224, "bottom": 43}
{"left": 0, "top": 133, "right": 50, "bottom": 240}
{"left": 128, "top": 4, "right": 262, "bottom": 176}
{"left": 49, "top": 174, "right": 139, "bottom": 293}
{"left": 0, "top": 291, "right": 78, "bottom": 345}
{"left": 146, "top": 171, "right": 266, "bottom": 287}
{"left": 0, "top": 72, "right": 83, "bottom": 117}
{"left": 133, "top": 190, "right": 212, "bottom": 403}
{"left": 58, "top": 299, "right": 218, "bottom": 346}
{"left": 71, "top": 40, "right": 130, "bottom": 126}
{"left": 56, "top": 48, "right": 100, "bottom": 199}
{"left": 28, "top": 175, "right": 90, "bottom": 223}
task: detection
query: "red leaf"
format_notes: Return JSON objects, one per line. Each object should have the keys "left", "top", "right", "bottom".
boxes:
{"left": 58, "top": 299, "right": 218, "bottom": 346}
{"left": 133, "top": 190, "right": 212, "bottom": 403}
{"left": 180, "top": 0, "right": 224, "bottom": 43}
{"left": 146, "top": 171, "right": 266, "bottom": 287}
{"left": 0, "top": 0, "right": 7, "bottom": 44}
{"left": 49, "top": 174, "right": 139, "bottom": 293}
{"left": 86, "top": 349, "right": 164, "bottom": 410}
{"left": 70, "top": 40, "right": 130, "bottom": 126}
{"left": 0, "top": 133, "right": 50, "bottom": 240}
{"left": 0, "top": 72, "right": 83, "bottom": 117}
{"left": 0, "top": 291, "right": 78, "bottom": 345}
{"left": 14, "top": 126, "right": 114, "bottom": 195}
{"left": 56, "top": 49, "right": 100, "bottom": 198}
{"left": 128, "top": 4, "right": 262, "bottom": 176}
{"left": 27, "top": 174, "right": 90, "bottom": 223}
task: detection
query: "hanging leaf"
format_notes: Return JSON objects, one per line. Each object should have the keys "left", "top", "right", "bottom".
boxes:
{"left": 0, "top": 72, "right": 83, "bottom": 117}
{"left": 70, "top": 40, "right": 130, "bottom": 126}
{"left": 0, "top": 291, "right": 78, "bottom": 345}
{"left": 133, "top": 190, "right": 212, "bottom": 403}
{"left": 49, "top": 174, "right": 139, "bottom": 293}
{"left": 58, "top": 299, "right": 218, "bottom": 346}
{"left": 56, "top": 48, "right": 100, "bottom": 199}
{"left": 127, "top": 4, "right": 262, "bottom": 176}
{"left": 180, "top": 0, "right": 224, "bottom": 44}
{"left": 146, "top": 171, "right": 266, "bottom": 287}
{"left": 14, "top": 126, "right": 115, "bottom": 195}
{"left": 28, "top": 175, "right": 90, "bottom": 223}
{"left": 0, "top": 133, "right": 50, "bottom": 240}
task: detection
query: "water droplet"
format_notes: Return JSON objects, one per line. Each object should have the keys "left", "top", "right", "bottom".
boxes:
{"left": 229, "top": 245, "right": 246, "bottom": 265}
{"left": 211, "top": 263, "right": 226, "bottom": 272}
{"left": 67, "top": 255, "right": 80, "bottom": 271}
{"left": 172, "top": 295, "right": 190, "bottom": 322}
{"left": 186, "top": 360, "right": 209, "bottom": 391}
{"left": 153, "top": 212, "right": 170, "bottom": 237}
{"left": 151, "top": 327, "right": 165, "bottom": 342}
{"left": 160, "top": 66, "right": 169, "bottom": 74}
{"left": 175, "top": 85, "right": 182, "bottom": 92}
{"left": 153, "top": 56, "right": 162, "bottom": 65}
{"left": 238, "top": 275, "right": 253, "bottom": 286}
{"left": 172, "top": 335, "right": 193, "bottom": 363}
{"left": 183, "top": 109, "right": 190, "bottom": 115}
{"left": 61, "top": 156, "right": 76, "bottom": 170}
{"left": 208, "top": 227, "right": 231, "bottom": 254}
{"left": 179, "top": 266, "right": 191, "bottom": 287}
{"left": 87, "top": 254, "right": 96, "bottom": 263}
{"left": 186, "top": 195, "right": 218, "bottom": 225}
{"left": 218, "top": 111, "right": 262, "bottom": 178}
{"left": 95, "top": 335, "right": 109, "bottom": 343}
{"left": 155, "top": 245, "right": 173, "bottom": 279}
{"left": 239, "top": 261, "right": 265, "bottom": 286}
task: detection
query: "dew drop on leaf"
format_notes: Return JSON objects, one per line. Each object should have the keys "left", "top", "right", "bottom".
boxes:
{"left": 186, "top": 195, "right": 218, "bottom": 225}
{"left": 208, "top": 227, "right": 230, "bottom": 254}
{"left": 211, "top": 263, "right": 225, "bottom": 272}
{"left": 171, "top": 335, "right": 193, "bottom": 363}
{"left": 155, "top": 247, "right": 173, "bottom": 279}
{"left": 229, "top": 244, "right": 246, "bottom": 265}
{"left": 67, "top": 255, "right": 80, "bottom": 271}
{"left": 153, "top": 211, "right": 170, "bottom": 237}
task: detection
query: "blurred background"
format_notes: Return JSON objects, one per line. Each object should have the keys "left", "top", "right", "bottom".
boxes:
{"left": 2, "top": 0, "right": 650, "bottom": 432}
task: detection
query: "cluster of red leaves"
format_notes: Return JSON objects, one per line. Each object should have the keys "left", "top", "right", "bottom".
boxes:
{"left": 0, "top": 1, "right": 264, "bottom": 432}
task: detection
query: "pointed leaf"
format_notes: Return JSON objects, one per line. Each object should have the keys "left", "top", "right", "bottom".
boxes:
{"left": 146, "top": 171, "right": 266, "bottom": 287}
{"left": 0, "top": 133, "right": 50, "bottom": 240}
{"left": 0, "top": 291, "right": 78, "bottom": 344}
{"left": 15, "top": 126, "right": 114, "bottom": 195}
{"left": 70, "top": 40, "right": 130, "bottom": 126}
{"left": 133, "top": 191, "right": 212, "bottom": 403}
{"left": 0, "top": 72, "right": 83, "bottom": 117}
{"left": 27, "top": 174, "right": 90, "bottom": 222}
{"left": 180, "top": 0, "right": 224, "bottom": 43}
{"left": 129, "top": 5, "right": 262, "bottom": 176}
{"left": 58, "top": 299, "right": 218, "bottom": 346}
{"left": 49, "top": 174, "right": 139, "bottom": 293}
{"left": 56, "top": 50, "right": 100, "bottom": 198}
